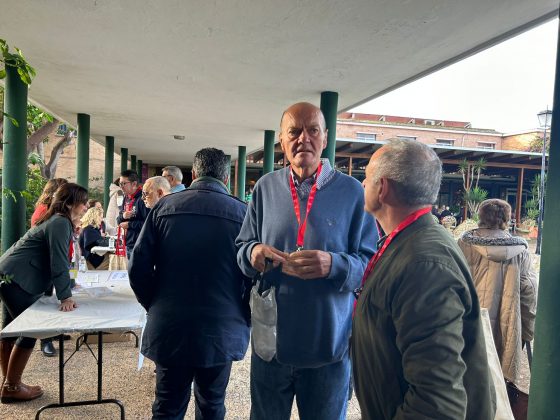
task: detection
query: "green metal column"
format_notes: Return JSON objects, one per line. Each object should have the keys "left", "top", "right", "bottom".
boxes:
{"left": 130, "top": 155, "right": 137, "bottom": 173}
{"left": 137, "top": 160, "right": 143, "bottom": 181}
{"left": 76, "top": 113, "right": 90, "bottom": 188}
{"left": 236, "top": 146, "right": 246, "bottom": 201}
{"left": 225, "top": 155, "right": 231, "bottom": 192}
{"left": 103, "top": 136, "right": 114, "bottom": 213}
{"left": 1, "top": 66, "right": 28, "bottom": 253}
{"left": 263, "top": 130, "right": 275, "bottom": 174}
{"left": 320, "top": 91, "right": 338, "bottom": 166}
{"left": 121, "top": 148, "right": 128, "bottom": 173}
{"left": 529, "top": 22, "right": 560, "bottom": 419}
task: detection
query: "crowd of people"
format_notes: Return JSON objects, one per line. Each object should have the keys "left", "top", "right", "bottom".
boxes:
{"left": 0, "top": 101, "right": 538, "bottom": 419}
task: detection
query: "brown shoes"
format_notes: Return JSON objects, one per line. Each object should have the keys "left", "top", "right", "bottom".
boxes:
{"left": 0, "top": 344, "right": 43, "bottom": 403}
{"left": 1, "top": 382, "right": 43, "bottom": 403}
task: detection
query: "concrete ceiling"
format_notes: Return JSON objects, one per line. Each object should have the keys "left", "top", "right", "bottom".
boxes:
{"left": 1, "top": 0, "right": 557, "bottom": 165}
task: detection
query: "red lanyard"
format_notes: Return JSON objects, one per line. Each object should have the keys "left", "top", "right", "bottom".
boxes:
{"left": 289, "top": 163, "right": 323, "bottom": 250}
{"left": 360, "top": 206, "right": 432, "bottom": 290}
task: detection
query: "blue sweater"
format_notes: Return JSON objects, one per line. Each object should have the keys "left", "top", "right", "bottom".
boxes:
{"left": 236, "top": 166, "right": 378, "bottom": 367}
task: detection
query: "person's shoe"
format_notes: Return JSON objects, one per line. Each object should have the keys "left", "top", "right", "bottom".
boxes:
{"left": 41, "top": 342, "right": 56, "bottom": 357}
{"left": 0, "top": 346, "right": 43, "bottom": 403}
{"left": 1, "top": 382, "right": 43, "bottom": 403}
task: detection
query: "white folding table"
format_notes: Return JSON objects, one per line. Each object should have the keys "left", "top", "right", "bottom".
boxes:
{"left": 0, "top": 270, "right": 146, "bottom": 419}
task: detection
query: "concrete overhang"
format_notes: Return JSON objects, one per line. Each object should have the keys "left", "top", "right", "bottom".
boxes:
{"left": 0, "top": 0, "right": 557, "bottom": 165}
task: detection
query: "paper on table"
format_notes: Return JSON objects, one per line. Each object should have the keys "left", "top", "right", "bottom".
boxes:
{"left": 109, "top": 271, "right": 129, "bottom": 283}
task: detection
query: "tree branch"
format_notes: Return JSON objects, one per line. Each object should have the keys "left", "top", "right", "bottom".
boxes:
{"left": 26, "top": 119, "right": 60, "bottom": 154}
{"left": 44, "top": 130, "right": 73, "bottom": 179}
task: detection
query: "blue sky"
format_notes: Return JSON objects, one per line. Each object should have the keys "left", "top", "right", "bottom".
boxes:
{"left": 352, "top": 19, "right": 558, "bottom": 134}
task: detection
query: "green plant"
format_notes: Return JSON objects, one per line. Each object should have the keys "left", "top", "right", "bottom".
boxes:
{"left": 463, "top": 187, "right": 488, "bottom": 220}
{"left": 458, "top": 158, "right": 487, "bottom": 218}
{"left": 1, "top": 39, "right": 36, "bottom": 128}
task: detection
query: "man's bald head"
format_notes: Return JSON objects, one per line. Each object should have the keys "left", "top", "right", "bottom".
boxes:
{"left": 280, "top": 102, "right": 326, "bottom": 132}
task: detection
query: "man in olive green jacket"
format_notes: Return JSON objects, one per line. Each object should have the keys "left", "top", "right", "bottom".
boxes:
{"left": 352, "top": 138, "right": 495, "bottom": 419}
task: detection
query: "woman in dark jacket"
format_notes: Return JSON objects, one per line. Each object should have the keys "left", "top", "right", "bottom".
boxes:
{"left": 0, "top": 183, "right": 88, "bottom": 403}
{"left": 79, "top": 206, "right": 110, "bottom": 270}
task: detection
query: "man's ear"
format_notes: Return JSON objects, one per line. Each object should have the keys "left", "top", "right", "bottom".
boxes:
{"left": 378, "top": 177, "right": 390, "bottom": 203}
{"left": 322, "top": 129, "right": 328, "bottom": 150}
{"left": 191, "top": 169, "right": 197, "bottom": 181}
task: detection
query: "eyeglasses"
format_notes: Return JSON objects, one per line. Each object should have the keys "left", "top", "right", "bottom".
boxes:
{"left": 141, "top": 190, "right": 150, "bottom": 199}
{"left": 120, "top": 181, "right": 132, "bottom": 186}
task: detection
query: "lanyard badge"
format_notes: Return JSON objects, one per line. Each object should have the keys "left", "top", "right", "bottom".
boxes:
{"left": 289, "top": 163, "right": 323, "bottom": 251}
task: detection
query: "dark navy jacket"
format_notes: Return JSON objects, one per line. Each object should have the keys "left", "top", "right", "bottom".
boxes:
{"left": 128, "top": 178, "right": 251, "bottom": 368}
{"left": 116, "top": 187, "right": 149, "bottom": 252}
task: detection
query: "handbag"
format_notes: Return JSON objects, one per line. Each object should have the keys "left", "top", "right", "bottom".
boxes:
{"left": 109, "top": 227, "right": 128, "bottom": 270}
{"left": 249, "top": 259, "right": 277, "bottom": 362}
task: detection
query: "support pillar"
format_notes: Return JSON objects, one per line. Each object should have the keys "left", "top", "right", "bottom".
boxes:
{"left": 137, "top": 160, "right": 143, "bottom": 181}
{"left": 320, "top": 91, "right": 338, "bottom": 166}
{"left": 76, "top": 113, "right": 90, "bottom": 188}
{"left": 263, "top": 130, "right": 275, "bottom": 174}
{"left": 236, "top": 146, "right": 246, "bottom": 201}
{"left": 120, "top": 148, "right": 128, "bottom": 173}
{"left": 104, "top": 136, "right": 114, "bottom": 213}
{"left": 529, "top": 20, "right": 560, "bottom": 419}
{"left": 515, "top": 167, "right": 524, "bottom": 226}
{"left": 463, "top": 164, "right": 471, "bottom": 221}
{"left": 348, "top": 157, "right": 353, "bottom": 176}
{"left": 130, "top": 155, "right": 137, "bottom": 173}
{"left": 1, "top": 66, "right": 28, "bottom": 253}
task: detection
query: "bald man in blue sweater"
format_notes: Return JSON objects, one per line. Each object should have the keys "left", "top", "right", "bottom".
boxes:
{"left": 236, "top": 102, "right": 377, "bottom": 420}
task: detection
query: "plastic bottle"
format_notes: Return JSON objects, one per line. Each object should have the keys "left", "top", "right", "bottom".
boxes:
{"left": 79, "top": 256, "right": 87, "bottom": 272}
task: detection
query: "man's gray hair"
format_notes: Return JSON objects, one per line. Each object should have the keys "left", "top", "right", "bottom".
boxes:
{"left": 147, "top": 176, "right": 171, "bottom": 193}
{"left": 192, "top": 148, "right": 229, "bottom": 182}
{"left": 162, "top": 165, "right": 183, "bottom": 182}
{"left": 374, "top": 138, "right": 442, "bottom": 206}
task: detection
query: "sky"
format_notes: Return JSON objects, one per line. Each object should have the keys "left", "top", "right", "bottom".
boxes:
{"left": 351, "top": 19, "right": 558, "bottom": 134}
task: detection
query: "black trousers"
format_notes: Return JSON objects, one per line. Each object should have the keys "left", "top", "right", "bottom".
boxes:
{"left": 0, "top": 281, "right": 42, "bottom": 348}
{"left": 152, "top": 361, "right": 233, "bottom": 420}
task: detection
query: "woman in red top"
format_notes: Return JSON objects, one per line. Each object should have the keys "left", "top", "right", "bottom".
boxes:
{"left": 31, "top": 178, "right": 68, "bottom": 227}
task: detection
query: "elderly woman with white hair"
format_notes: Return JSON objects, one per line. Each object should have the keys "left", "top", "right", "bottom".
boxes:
{"left": 458, "top": 198, "right": 537, "bottom": 415}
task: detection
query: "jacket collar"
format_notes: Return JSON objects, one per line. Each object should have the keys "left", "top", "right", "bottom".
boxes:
{"left": 460, "top": 229, "right": 528, "bottom": 248}
{"left": 189, "top": 176, "right": 229, "bottom": 194}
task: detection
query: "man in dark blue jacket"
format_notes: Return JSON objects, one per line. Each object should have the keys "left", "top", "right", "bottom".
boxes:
{"left": 116, "top": 170, "right": 149, "bottom": 259}
{"left": 129, "top": 148, "right": 250, "bottom": 420}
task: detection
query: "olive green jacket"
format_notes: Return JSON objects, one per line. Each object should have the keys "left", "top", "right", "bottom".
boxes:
{"left": 0, "top": 214, "right": 73, "bottom": 301}
{"left": 352, "top": 214, "right": 496, "bottom": 419}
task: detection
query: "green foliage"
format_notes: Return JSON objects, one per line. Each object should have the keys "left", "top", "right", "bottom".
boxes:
{"left": 0, "top": 157, "right": 48, "bottom": 240}
{"left": 528, "top": 135, "right": 549, "bottom": 154}
{"left": 27, "top": 103, "right": 54, "bottom": 135}
{"left": 464, "top": 187, "right": 488, "bottom": 219}
{"left": 0, "top": 39, "right": 36, "bottom": 85}
{"left": 0, "top": 273, "right": 14, "bottom": 284}
{"left": 1, "top": 39, "right": 36, "bottom": 128}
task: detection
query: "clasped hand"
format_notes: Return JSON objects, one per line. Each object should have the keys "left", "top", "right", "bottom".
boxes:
{"left": 251, "top": 244, "right": 332, "bottom": 280}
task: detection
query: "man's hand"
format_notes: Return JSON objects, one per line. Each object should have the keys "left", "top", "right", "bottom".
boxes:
{"left": 59, "top": 298, "right": 78, "bottom": 312}
{"left": 282, "top": 250, "right": 332, "bottom": 279}
{"left": 123, "top": 210, "right": 135, "bottom": 219}
{"left": 119, "top": 221, "right": 129, "bottom": 230}
{"left": 251, "top": 244, "right": 288, "bottom": 272}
